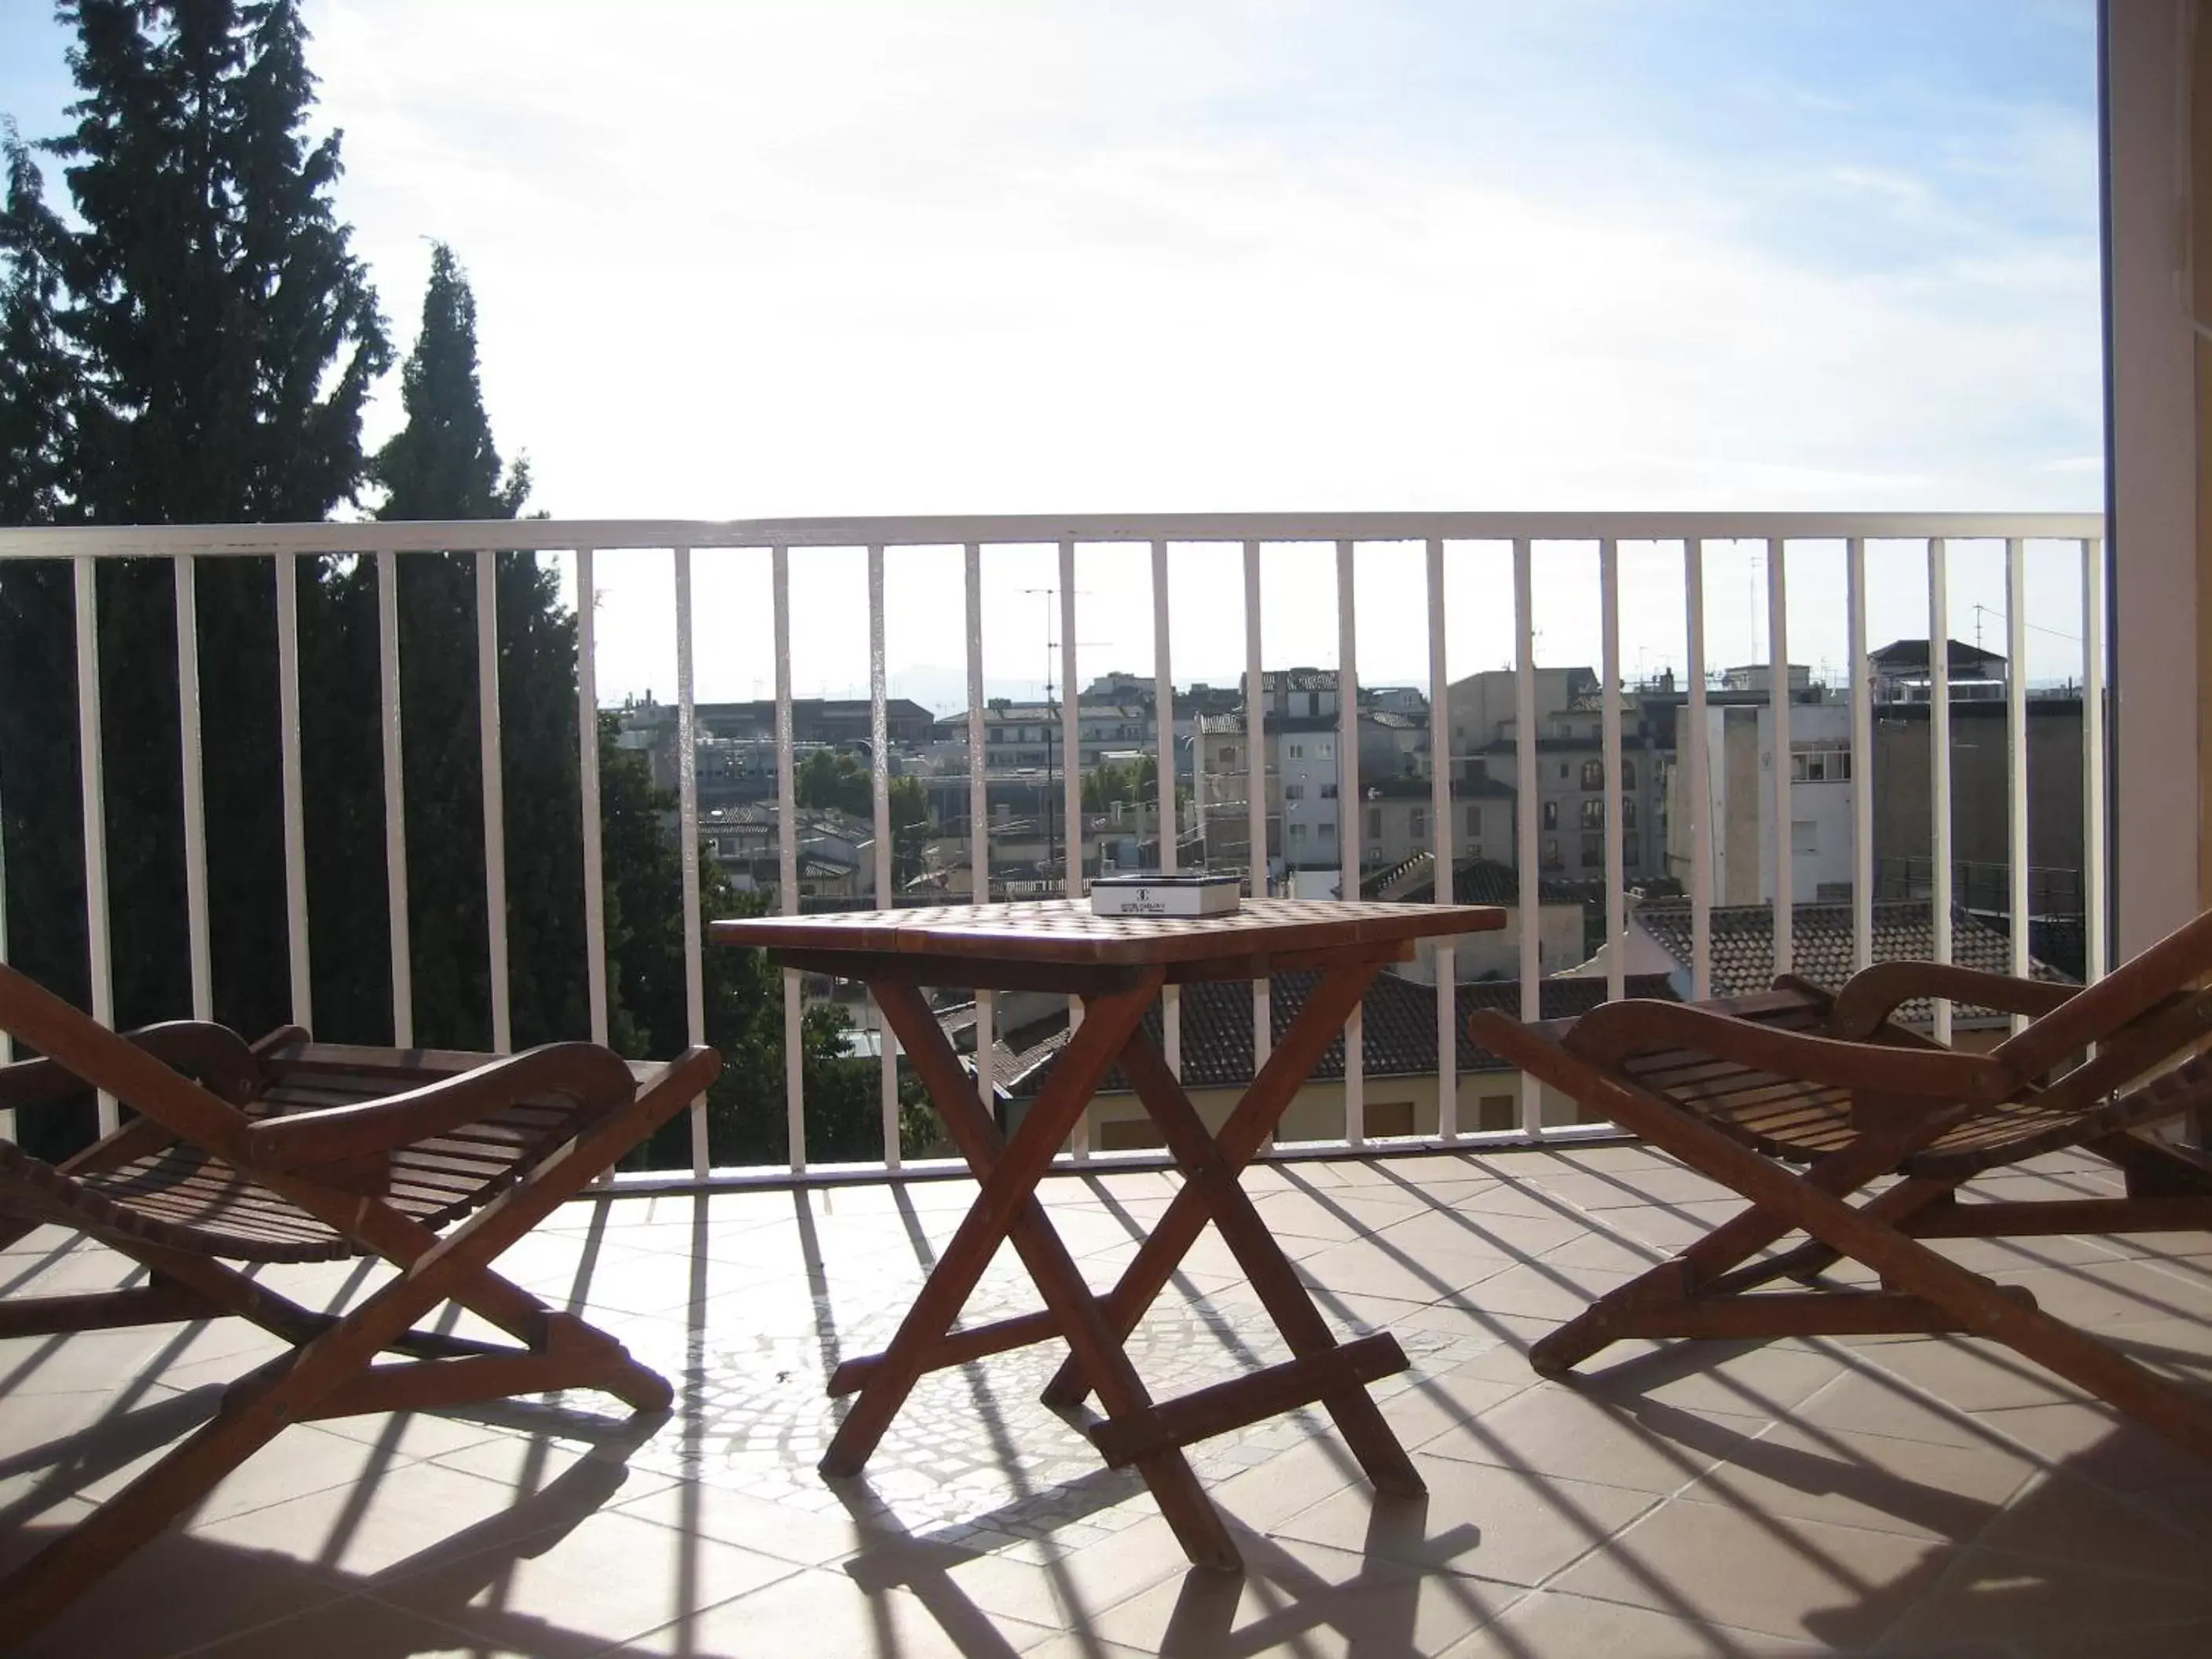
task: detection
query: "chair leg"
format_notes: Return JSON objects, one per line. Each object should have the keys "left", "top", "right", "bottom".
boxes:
{"left": 1530, "top": 1134, "right": 1969, "bottom": 1376}
{"left": 0, "top": 1349, "right": 302, "bottom": 1643}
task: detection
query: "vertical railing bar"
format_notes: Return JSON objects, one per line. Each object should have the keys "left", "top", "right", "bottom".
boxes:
{"left": 2082, "top": 537, "right": 2108, "bottom": 983}
{"left": 1060, "top": 537, "right": 1087, "bottom": 1159}
{"left": 474, "top": 549, "right": 511, "bottom": 1053}
{"left": 1426, "top": 537, "right": 1456, "bottom": 1143}
{"left": 274, "top": 552, "right": 313, "bottom": 1036}
{"left": 1336, "top": 537, "right": 1363, "bottom": 1146}
{"left": 375, "top": 549, "right": 412, "bottom": 1047}
{"left": 870, "top": 544, "right": 899, "bottom": 1170}
{"left": 1685, "top": 539, "right": 1712, "bottom": 1000}
{"left": 574, "top": 548, "right": 610, "bottom": 1190}
{"left": 965, "top": 543, "right": 994, "bottom": 1116}
{"left": 73, "top": 557, "right": 116, "bottom": 1133}
{"left": 2005, "top": 536, "right": 2031, "bottom": 1028}
{"left": 1767, "top": 538, "right": 1792, "bottom": 978}
{"left": 673, "top": 544, "right": 708, "bottom": 1176}
{"left": 1152, "top": 539, "right": 1181, "bottom": 1079}
{"left": 1059, "top": 541, "right": 1082, "bottom": 903}
{"left": 174, "top": 555, "right": 212, "bottom": 1023}
{"left": 1514, "top": 538, "right": 1540, "bottom": 1135}
{"left": 1930, "top": 540, "right": 1954, "bottom": 1045}
{"left": 775, "top": 544, "right": 804, "bottom": 1174}
{"left": 576, "top": 548, "right": 607, "bottom": 1049}
{"left": 1847, "top": 537, "right": 1873, "bottom": 972}
{"left": 1599, "top": 539, "right": 1625, "bottom": 1005}
{"left": 1243, "top": 540, "right": 1271, "bottom": 1138}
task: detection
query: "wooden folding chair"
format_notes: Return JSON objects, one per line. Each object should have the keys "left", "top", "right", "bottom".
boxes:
{"left": 0, "top": 961, "right": 718, "bottom": 1643}
{"left": 1469, "top": 906, "right": 2212, "bottom": 1460}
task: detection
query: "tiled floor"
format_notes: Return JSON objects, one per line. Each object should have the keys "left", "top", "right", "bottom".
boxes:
{"left": 6, "top": 1142, "right": 2212, "bottom": 1657}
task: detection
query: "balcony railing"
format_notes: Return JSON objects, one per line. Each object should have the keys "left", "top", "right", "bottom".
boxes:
{"left": 0, "top": 511, "right": 2108, "bottom": 1181}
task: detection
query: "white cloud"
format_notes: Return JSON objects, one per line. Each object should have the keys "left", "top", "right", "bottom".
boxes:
{"left": 299, "top": 0, "right": 2100, "bottom": 701}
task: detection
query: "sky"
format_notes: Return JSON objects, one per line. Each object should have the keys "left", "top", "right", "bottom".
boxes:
{"left": 0, "top": 1, "right": 2105, "bottom": 709}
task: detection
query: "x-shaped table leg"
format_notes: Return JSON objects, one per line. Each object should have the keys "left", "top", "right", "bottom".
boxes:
{"left": 1040, "top": 956, "right": 1392, "bottom": 1412}
{"left": 1110, "top": 1029, "right": 1423, "bottom": 1496}
{"left": 823, "top": 970, "right": 1242, "bottom": 1569}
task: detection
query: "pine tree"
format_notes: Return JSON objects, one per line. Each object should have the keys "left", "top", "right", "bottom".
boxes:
{"left": 0, "top": 126, "right": 90, "bottom": 1162}
{"left": 0, "top": 123, "right": 71, "bottom": 528}
{"left": 0, "top": 2, "right": 389, "bottom": 1163}
{"left": 360, "top": 242, "right": 585, "bottom": 1051}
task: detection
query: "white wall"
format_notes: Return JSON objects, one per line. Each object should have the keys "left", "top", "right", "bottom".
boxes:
{"left": 1759, "top": 705, "right": 1855, "bottom": 904}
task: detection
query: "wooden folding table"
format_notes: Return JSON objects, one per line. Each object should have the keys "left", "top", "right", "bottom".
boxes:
{"left": 709, "top": 896, "right": 1506, "bottom": 1569}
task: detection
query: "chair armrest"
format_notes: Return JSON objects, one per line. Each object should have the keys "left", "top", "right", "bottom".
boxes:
{"left": 0, "top": 1020, "right": 262, "bottom": 1115}
{"left": 244, "top": 1042, "right": 639, "bottom": 1171}
{"left": 1562, "top": 998, "right": 2016, "bottom": 1103}
{"left": 1828, "top": 962, "right": 2079, "bottom": 1039}
{"left": 0, "top": 968, "right": 256, "bottom": 1163}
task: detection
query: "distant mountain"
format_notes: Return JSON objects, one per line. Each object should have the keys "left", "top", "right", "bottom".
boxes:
{"left": 884, "top": 663, "right": 1050, "bottom": 716}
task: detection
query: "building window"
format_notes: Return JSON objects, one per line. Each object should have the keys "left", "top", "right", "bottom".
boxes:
{"left": 1557, "top": 762, "right": 1569, "bottom": 781}
{"left": 1792, "top": 819, "right": 1819, "bottom": 854}
{"left": 1464, "top": 805, "right": 1481, "bottom": 837}
{"left": 1315, "top": 740, "right": 1332, "bottom": 758}
{"left": 1622, "top": 797, "right": 1637, "bottom": 830}
{"left": 1320, "top": 783, "right": 1339, "bottom": 800}
{"left": 1289, "top": 822, "right": 1307, "bottom": 843}
{"left": 1218, "top": 745, "right": 1235, "bottom": 762}
{"left": 1284, "top": 782, "right": 1304, "bottom": 801}
{"left": 1581, "top": 833, "right": 1601, "bottom": 867}
{"left": 1541, "top": 800, "right": 1558, "bottom": 831}
{"left": 1367, "top": 807, "right": 1382, "bottom": 840}
{"left": 1580, "top": 759, "right": 1603, "bottom": 789}
{"left": 1477, "top": 1093, "right": 1517, "bottom": 1132}
{"left": 1579, "top": 798, "right": 1604, "bottom": 829}
{"left": 1319, "top": 821, "right": 1335, "bottom": 840}
{"left": 1621, "top": 758, "right": 1636, "bottom": 790}
{"left": 1541, "top": 836, "right": 1562, "bottom": 870}
{"left": 1409, "top": 808, "right": 1426, "bottom": 842}
{"left": 1287, "top": 743, "right": 1303, "bottom": 760}
{"left": 1789, "top": 744, "right": 1851, "bottom": 782}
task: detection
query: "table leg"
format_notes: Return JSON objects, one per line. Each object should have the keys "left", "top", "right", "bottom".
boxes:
{"left": 824, "top": 973, "right": 1240, "bottom": 1569}
{"left": 1042, "top": 958, "right": 1387, "bottom": 1410}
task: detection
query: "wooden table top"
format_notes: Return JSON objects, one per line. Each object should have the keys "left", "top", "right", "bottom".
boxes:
{"left": 709, "top": 897, "right": 1506, "bottom": 969}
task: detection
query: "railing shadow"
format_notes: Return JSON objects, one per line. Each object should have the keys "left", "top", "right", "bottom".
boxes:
{"left": 2, "top": 1399, "right": 681, "bottom": 1657}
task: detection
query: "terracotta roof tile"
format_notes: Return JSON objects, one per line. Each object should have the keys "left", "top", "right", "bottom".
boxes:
{"left": 1631, "top": 899, "right": 2071, "bottom": 1021}
{"left": 1006, "top": 970, "right": 1677, "bottom": 1097}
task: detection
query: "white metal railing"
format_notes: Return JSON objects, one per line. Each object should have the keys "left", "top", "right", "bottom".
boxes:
{"left": 0, "top": 512, "right": 2107, "bottom": 1174}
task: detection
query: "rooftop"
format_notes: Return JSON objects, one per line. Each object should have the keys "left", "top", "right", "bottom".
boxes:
{"left": 1870, "top": 639, "right": 2010, "bottom": 673}
{"left": 1009, "top": 971, "right": 1681, "bottom": 1097}
{"left": 15, "top": 1143, "right": 2210, "bottom": 1657}
{"left": 1363, "top": 854, "right": 1584, "bottom": 907}
{"left": 1632, "top": 900, "right": 2071, "bottom": 1020}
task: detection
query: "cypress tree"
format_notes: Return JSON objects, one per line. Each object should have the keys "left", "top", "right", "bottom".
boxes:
{"left": 365, "top": 242, "right": 584, "bottom": 1051}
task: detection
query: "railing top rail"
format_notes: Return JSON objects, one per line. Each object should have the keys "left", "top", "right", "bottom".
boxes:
{"left": 0, "top": 511, "right": 2106, "bottom": 560}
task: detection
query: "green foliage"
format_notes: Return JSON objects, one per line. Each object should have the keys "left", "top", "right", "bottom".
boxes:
{"left": 1082, "top": 755, "right": 1157, "bottom": 812}
{"left": 794, "top": 750, "right": 932, "bottom": 890}
{"left": 372, "top": 244, "right": 529, "bottom": 522}
{"left": 0, "top": 2, "right": 390, "bottom": 1155}
{"left": 338, "top": 240, "right": 582, "bottom": 1052}
{"left": 601, "top": 720, "right": 933, "bottom": 1167}
{"left": 0, "top": 123, "right": 69, "bottom": 526}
